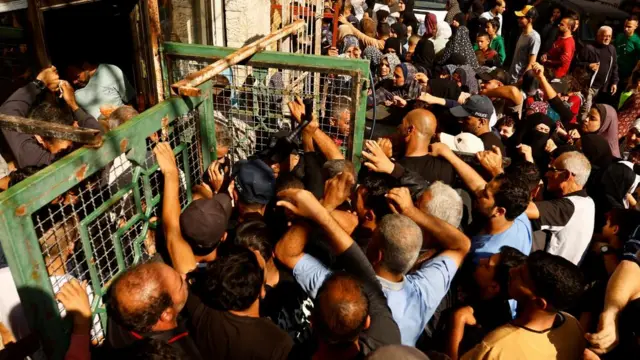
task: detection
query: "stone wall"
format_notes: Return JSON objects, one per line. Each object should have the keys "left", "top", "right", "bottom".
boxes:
{"left": 224, "top": 0, "right": 270, "bottom": 48}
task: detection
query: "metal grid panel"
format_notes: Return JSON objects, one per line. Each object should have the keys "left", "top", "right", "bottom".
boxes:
{"left": 171, "top": 58, "right": 356, "bottom": 163}
{"left": 275, "top": 0, "right": 323, "bottom": 56}
{"left": 29, "top": 110, "right": 202, "bottom": 342}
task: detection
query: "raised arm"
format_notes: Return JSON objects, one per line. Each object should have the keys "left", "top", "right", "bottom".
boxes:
{"left": 338, "top": 16, "right": 384, "bottom": 49}
{"left": 288, "top": 97, "right": 344, "bottom": 160}
{"left": 481, "top": 85, "right": 523, "bottom": 105}
{"left": 386, "top": 187, "right": 471, "bottom": 266}
{"left": 154, "top": 143, "right": 197, "bottom": 274}
{"left": 430, "top": 143, "right": 487, "bottom": 194}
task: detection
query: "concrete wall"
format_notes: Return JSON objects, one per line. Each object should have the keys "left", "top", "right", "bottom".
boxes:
{"left": 224, "top": 0, "right": 270, "bottom": 48}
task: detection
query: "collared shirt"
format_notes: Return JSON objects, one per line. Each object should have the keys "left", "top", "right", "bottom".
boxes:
{"left": 471, "top": 212, "right": 533, "bottom": 261}
{"left": 293, "top": 254, "right": 458, "bottom": 346}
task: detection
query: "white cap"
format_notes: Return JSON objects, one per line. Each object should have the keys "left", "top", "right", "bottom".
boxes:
{"left": 440, "top": 132, "right": 485, "bottom": 154}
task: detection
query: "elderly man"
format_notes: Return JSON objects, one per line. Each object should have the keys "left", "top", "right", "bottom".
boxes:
{"left": 578, "top": 26, "right": 619, "bottom": 120}
{"left": 525, "top": 151, "right": 595, "bottom": 265}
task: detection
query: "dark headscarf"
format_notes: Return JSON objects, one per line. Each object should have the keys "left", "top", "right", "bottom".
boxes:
{"left": 384, "top": 38, "right": 403, "bottom": 56}
{"left": 445, "top": 0, "right": 462, "bottom": 24}
{"left": 600, "top": 162, "right": 640, "bottom": 210}
{"left": 593, "top": 104, "right": 621, "bottom": 158}
{"left": 392, "top": 63, "right": 421, "bottom": 99}
{"left": 447, "top": 65, "right": 479, "bottom": 94}
{"left": 391, "top": 23, "right": 408, "bottom": 45}
{"left": 453, "top": 12, "right": 466, "bottom": 27}
{"left": 439, "top": 26, "right": 479, "bottom": 68}
{"left": 512, "top": 113, "right": 555, "bottom": 170}
{"left": 581, "top": 133, "right": 614, "bottom": 170}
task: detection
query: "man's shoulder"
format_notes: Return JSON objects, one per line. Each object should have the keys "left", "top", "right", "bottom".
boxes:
{"left": 479, "top": 323, "right": 524, "bottom": 345}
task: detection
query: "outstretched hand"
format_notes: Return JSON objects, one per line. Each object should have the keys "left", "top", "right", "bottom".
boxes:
{"left": 153, "top": 142, "right": 178, "bottom": 175}
{"left": 386, "top": 187, "right": 416, "bottom": 215}
{"left": 277, "top": 188, "right": 328, "bottom": 222}
{"left": 477, "top": 145, "right": 504, "bottom": 176}
{"left": 322, "top": 171, "right": 355, "bottom": 211}
{"left": 56, "top": 279, "right": 92, "bottom": 331}
{"left": 362, "top": 140, "right": 395, "bottom": 174}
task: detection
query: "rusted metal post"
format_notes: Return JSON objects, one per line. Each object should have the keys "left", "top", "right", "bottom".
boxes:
{"left": 331, "top": 0, "right": 342, "bottom": 48}
{"left": 171, "top": 19, "right": 306, "bottom": 97}
{"left": 0, "top": 114, "right": 103, "bottom": 146}
{"left": 148, "top": 0, "right": 165, "bottom": 103}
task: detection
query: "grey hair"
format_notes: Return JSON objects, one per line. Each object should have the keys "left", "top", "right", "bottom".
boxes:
{"left": 378, "top": 214, "right": 423, "bottom": 275}
{"left": 598, "top": 26, "right": 613, "bottom": 34}
{"left": 558, "top": 151, "right": 591, "bottom": 187}
{"left": 215, "top": 124, "right": 232, "bottom": 148}
{"left": 323, "top": 159, "right": 355, "bottom": 179}
{"left": 421, "top": 181, "right": 463, "bottom": 228}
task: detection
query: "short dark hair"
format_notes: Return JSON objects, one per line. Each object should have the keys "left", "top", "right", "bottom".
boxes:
{"left": 563, "top": 17, "right": 576, "bottom": 30}
{"left": 487, "top": 18, "right": 501, "bottom": 32}
{"left": 200, "top": 245, "right": 264, "bottom": 311}
{"left": 496, "top": 116, "right": 515, "bottom": 129}
{"left": 493, "top": 173, "right": 530, "bottom": 221}
{"left": 361, "top": 172, "right": 395, "bottom": 220}
{"left": 495, "top": 246, "right": 527, "bottom": 298}
{"left": 107, "top": 105, "right": 139, "bottom": 130}
{"left": 627, "top": 15, "right": 639, "bottom": 22}
{"left": 29, "top": 102, "right": 74, "bottom": 126}
{"left": 118, "top": 338, "right": 181, "bottom": 359}
{"left": 234, "top": 220, "right": 273, "bottom": 261}
{"left": 109, "top": 263, "right": 173, "bottom": 334}
{"left": 477, "top": 32, "right": 491, "bottom": 41}
{"left": 505, "top": 161, "right": 541, "bottom": 195}
{"left": 314, "top": 272, "right": 369, "bottom": 344}
{"left": 377, "top": 10, "right": 390, "bottom": 23}
{"left": 378, "top": 22, "right": 391, "bottom": 37}
{"left": 324, "top": 159, "right": 355, "bottom": 180}
{"left": 606, "top": 208, "right": 640, "bottom": 243}
{"left": 526, "top": 251, "right": 585, "bottom": 311}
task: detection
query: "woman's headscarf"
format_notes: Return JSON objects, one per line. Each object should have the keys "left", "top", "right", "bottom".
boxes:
{"left": 381, "top": 53, "right": 401, "bottom": 80}
{"left": 439, "top": 26, "right": 479, "bottom": 68}
{"left": 453, "top": 12, "right": 467, "bottom": 27}
{"left": 600, "top": 161, "right": 640, "bottom": 209}
{"left": 391, "top": 23, "right": 408, "bottom": 45}
{"left": 363, "top": 46, "right": 383, "bottom": 68}
{"left": 581, "top": 133, "right": 615, "bottom": 170}
{"left": 392, "top": 63, "right": 421, "bottom": 99}
{"left": 446, "top": 65, "right": 478, "bottom": 94}
{"left": 593, "top": 104, "right": 621, "bottom": 158}
{"left": 341, "top": 35, "right": 360, "bottom": 54}
{"left": 432, "top": 21, "right": 452, "bottom": 54}
{"left": 445, "top": 0, "right": 462, "bottom": 24}
{"left": 423, "top": 13, "right": 438, "bottom": 39}
{"left": 510, "top": 113, "right": 555, "bottom": 170}
{"left": 384, "top": 38, "right": 403, "bottom": 55}
{"left": 338, "top": 24, "right": 354, "bottom": 42}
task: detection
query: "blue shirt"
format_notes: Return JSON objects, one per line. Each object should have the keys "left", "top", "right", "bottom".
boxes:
{"left": 293, "top": 254, "right": 458, "bottom": 346}
{"left": 471, "top": 212, "right": 533, "bottom": 260}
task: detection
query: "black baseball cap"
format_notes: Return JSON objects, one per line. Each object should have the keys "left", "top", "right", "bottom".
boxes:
{"left": 180, "top": 193, "right": 233, "bottom": 256}
{"left": 450, "top": 95, "right": 494, "bottom": 120}
{"left": 476, "top": 68, "right": 508, "bottom": 85}
{"left": 232, "top": 159, "right": 276, "bottom": 205}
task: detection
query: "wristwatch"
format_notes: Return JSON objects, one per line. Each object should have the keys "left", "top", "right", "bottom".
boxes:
{"left": 32, "top": 79, "right": 46, "bottom": 92}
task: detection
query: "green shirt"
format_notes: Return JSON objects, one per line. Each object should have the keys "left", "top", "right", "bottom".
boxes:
{"left": 615, "top": 33, "right": 640, "bottom": 79}
{"left": 473, "top": 36, "right": 506, "bottom": 65}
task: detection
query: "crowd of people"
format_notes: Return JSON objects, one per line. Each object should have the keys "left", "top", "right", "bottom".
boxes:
{"left": 1, "top": 0, "right": 640, "bottom": 359}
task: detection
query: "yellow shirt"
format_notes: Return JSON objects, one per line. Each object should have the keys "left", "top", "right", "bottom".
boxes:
{"left": 461, "top": 312, "right": 586, "bottom": 360}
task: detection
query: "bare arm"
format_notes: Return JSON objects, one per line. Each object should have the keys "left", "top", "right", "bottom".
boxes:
{"left": 288, "top": 98, "right": 344, "bottom": 160}
{"left": 338, "top": 20, "right": 384, "bottom": 49}
{"left": 431, "top": 143, "right": 487, "bottom": 194}
{"left": 154, "top": 143, "right": 197, "bottom": 274}
{"left": 525, "top": 54, "right": 537, "bottom": 72}
{"left": 525, "top": 201, "right": 540, "bottom": 220}
{"left": 275, "top": 222, "right": 312, "bottom": 270}
{"left": 446, "top": 306, "right": 477, "bottom": 360}
{"left": 481, "top": 85, "right": 523, "bottom": 105}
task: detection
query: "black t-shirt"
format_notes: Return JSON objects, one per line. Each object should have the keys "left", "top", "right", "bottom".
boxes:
{"left": 185, "top": 291, "right": 294, "bottom": 360}
{"left": 479, "top": 132, "right": 506, "bottom": 155}
{"left": 261, "top": 268, "right": 314, "bottom": 344}
{"left": 397, "top": 155, "right": 457, "bottom": 186}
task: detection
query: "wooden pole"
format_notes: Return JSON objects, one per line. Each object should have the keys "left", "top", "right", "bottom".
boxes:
{"left": 0, "top": 114, "right": 103, "bottom": 146}
{"left": 171, "top": 19, "right": 306, "bottom": 97}
{"left": 331, "top": 0, "right": 342, "bottom": 48}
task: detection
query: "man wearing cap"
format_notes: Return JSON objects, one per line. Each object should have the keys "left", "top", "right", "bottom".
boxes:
{"left": 509, "top": 6, "right": 541, "bottom": 84}
{"left": 154, "top": 143, "right": 233, "bottom": 274}
{"left": 450, "top": 95, "right": 506, "bottom": 155}
{"left": 231, "top": 159, "right": 276, "bottom": 223}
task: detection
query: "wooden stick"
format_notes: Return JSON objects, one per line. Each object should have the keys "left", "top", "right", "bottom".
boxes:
{"left": 172, "top": 19, "right": 306, "bottom": 97}
{"left": 0, "top": 114, "right": 102, "bottom": 146}
{"left": 331, "top": 1, "right": 342, "bottom": 48}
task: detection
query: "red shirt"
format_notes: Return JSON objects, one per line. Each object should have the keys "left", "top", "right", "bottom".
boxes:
{"left": 546, "top": 36, "right": 575, "bottom": 79}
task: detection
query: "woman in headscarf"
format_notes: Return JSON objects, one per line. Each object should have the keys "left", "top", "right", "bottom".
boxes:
{"left": 445, "top": 65, "right": 478, "bottom": 94}
{"left": 599, "top": 161, "right": 640, "bottom": 210}
{"left": 422, "top": 12, "right": 438, "bottom": 40}
{"left": 411, "top": 15, "right": 437, "bottom": 74}
{"left": 384, "top": 37, "right": 403, "bottom": 56}
{"left": 376, "top": 53, "right": 401, "bottom": 88}
{"left": 391, "top": 23, "right": 408, "bottom": 48}
{"left": 438, "top": 13, "right": 480, "bottom": 68}
{"left": 431, "top": 21, "right": 452, "bottom": 55}
{"left": 445, "top": 0, "right": 462, "bottom": 24}
{"left": 510, "top": 113, "right": 555, "bottom": 171}
{"left": 580, "top": 133, "right": 615, "bottom": 170}
{"left": 577, "top": 104, "right": 621, "bottom": 158}
{"left": 340, "top": 35, "right": 362, "bottom": 59}
{"left": 363, "top": 46, "right": 383, "bottom": 73}
{"left": 391, "top": 63, "right": 422, "bottom": 102}
{"left": 401, "top": 0, "right": 419, "bottom": 35}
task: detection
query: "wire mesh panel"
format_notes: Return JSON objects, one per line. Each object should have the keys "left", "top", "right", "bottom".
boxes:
{"left": 274, "top": 0, "right": 323, "bottom": 56}
{"left": 170, "top": 56, "right": 360, "bottom": 164}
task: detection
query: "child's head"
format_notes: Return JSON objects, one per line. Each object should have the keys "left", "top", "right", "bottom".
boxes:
{"left": 486, "top": 18, "right": 500, "bottom": 37}
{"left": 473, "top": 246, "right": 527, "bottom": 300}
{"left": 602, "top": 209, "right": 640, "bottom": 249}
{"left": 477, "top": 32, "right": 491, "bottom": 51}
{"left": 496, "top": 117, "right": 515, "bottom": 140}
{"left": 408, "top": 35, "right": 420, "bottom": 50}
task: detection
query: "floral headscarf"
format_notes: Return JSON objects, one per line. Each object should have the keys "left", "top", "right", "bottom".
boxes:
{"left": 341, "top": 35, "right": 360, "bottom": 54}
{"left": 380, "top": 53, "right": 401, "bottom": 80}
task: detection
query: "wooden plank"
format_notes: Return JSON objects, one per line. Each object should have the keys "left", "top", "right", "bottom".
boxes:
{"left": 0, "top": 113, "right": 102, "bottom": 145}
{"left": 171, "top": 19, "right": 306, "bottom": 97}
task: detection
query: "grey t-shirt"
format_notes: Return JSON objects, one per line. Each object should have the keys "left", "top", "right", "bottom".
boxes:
{"left": 75, "top": 64, "right": 135, "bottom": 118}
{"left": 509, "top": 30, "right": 541, "bottom": 83}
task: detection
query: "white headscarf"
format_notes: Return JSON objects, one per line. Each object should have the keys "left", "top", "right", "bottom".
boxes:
{"left": 431, "top": 21, "right": 452, "bottom": 55}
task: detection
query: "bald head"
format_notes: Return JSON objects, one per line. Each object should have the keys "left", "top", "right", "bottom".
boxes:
{"left": 404, "top": 109, "right": 437, "bottom": 138}
{"left": 314, "top": 272, "right": 369, "bottom": 344}
{"left": 110, "top": 262, "right": 174, "bottom": 333}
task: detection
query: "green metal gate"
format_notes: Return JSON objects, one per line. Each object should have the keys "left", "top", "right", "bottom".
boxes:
{"left": 0, "top": 44, "right": 369, "bottom": 358}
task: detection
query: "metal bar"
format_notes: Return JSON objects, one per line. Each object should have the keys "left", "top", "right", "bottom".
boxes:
{"left": 171, "top": 19, "right": 306, "bottom": 96}
{"left": 331, "top": 1, "right": 341, "bottom": 48}
{"left": 0, "top": 114, "right": 103, "bottom": 145}
{"left": 351, "top": 71, "right": 370, "bottom": 172}
{"left": 76, "top": 222, "right": 105, "bottom": 331}
{"left": 148, "top": 0, "right": 165, "bottom": 102}
{"left": 198, "top": 81, "right": 217, "bottom": 166}
{"left": 163, "top": 42, "right": 371, "bottom": 76}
